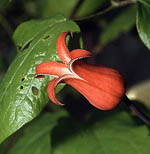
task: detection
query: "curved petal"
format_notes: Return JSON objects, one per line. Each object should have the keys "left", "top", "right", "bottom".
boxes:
{"left": 70, "top": 49, "right": 92, "bottom": 60}
{"left": 36, "top": 61, "right": 71, "bottom": 77}
{"left": 65, "top": 78, "right": 121, "bottom": 110}
{"left": 56, "top": 32, "right": 71, "bottom": 65}
{"left": 72, "top": 61, "right": 125, "bottom": 97}
{"left": 47, "top": 74, "right": 76, "bottom": 105}
{"left": 68, "top": 49, "right": 91, "bottom": 73}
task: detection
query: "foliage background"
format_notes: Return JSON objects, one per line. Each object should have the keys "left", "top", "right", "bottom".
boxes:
{"left": 0, "top": 0, "right": 150, "bottom": 153}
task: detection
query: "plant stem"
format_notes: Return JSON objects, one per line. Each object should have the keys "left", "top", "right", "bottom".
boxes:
{"left": 123, "top": 95, "right": 150, "bottom": 126}
{"left": 73, "top": 0, "right": 136, "bottom": 21}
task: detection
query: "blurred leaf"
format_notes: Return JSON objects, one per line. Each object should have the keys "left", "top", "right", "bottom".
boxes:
{"left": 52, "top": 111, "right": 149, "bottom": 154}
{"left": 0, "top": 75, "right": 3, "bottom": 83}
{"left": 100, "top": 6, "right": 136, "bottom": 46}
{"left": 0, "top": 137, "right": 10, "bottom": 153}
{"left": 0, "top": 54, "right": 4, "bottom": 71}
{"left": 126, "top": 80, "right": 150, "bottom": 108}
{"left": 8, "top": 111, "right": 67, "bottom": 154}
{"left": 137, "top": 0, "right": 150, "bottom": 8}
{"left": 0, "top": 14, "right": 80, "bottom": 143}
{"left": 0, "top": 0, "right": 14, "bottom": 11}
{"left": 136, "top": 1, "right": 150, "bottom": 49}
{"left": 35, "top": 0, "right": 106, "bottom": 18}
{"left": 36, "top": 0, "right": 77, "bottom": 18}
{"left": 74, "top": 0, "right": 106, "bottom": 18}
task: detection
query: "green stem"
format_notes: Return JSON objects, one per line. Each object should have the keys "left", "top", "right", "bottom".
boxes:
{"left": 73, "top": 0, "right": 137, "bottom": 21}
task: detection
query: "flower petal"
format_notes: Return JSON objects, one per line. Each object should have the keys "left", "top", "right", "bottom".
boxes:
{"left": 68, "top": 49, "right": 92, "bottom": 73}
{"left": 77, "top": 61, "right": 121, "bottom": 76}
{"left": 65, "top": 78, "right": 121, "bottom": 110}
{"left": 35, "top": 61, "right": 71, "bottom": 77}
{"left": 47, "top": 74, "right": 76, "bottom": 105}
{"left": 56, "top": 32, "right": 71, "bottom": 65}
{"left": 72, "top": 61, "right": 125, "bottom": 97}
{"left": 70, "top": 49, "right": 92, "bottom": 60}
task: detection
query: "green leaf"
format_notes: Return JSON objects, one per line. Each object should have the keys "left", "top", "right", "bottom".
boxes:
{"left": 74, "top": 0, "right": 106, "bottom": 18}
{"left": 0, "top": 55, "right": 4, "bottom": 71}
{"left": 0, "top": 137, "right": 10, "bottom": 153}
{"left": 35, "top": 0, "right": 77, "bottom": 18}
{"left": 0, "top": 14, "right": 80, "bottom": 143}
{"left": 136, "top": 1, "right": 150, "bottom": 49}
{"left": 35, "top": 0, "right": 106, "bottom": 18}
{"left": 8, "top": 110, "right": 67, "bottom": 154}
{"left": 52, "top": 111, "right": 150, "bottom": 154}
{"left": 100, "top": 6, "right": 136, "bottom": 46}
{"left": 137, "top": 0, "right": 150, "bottom": 8}
{"left": 0, "top": 0, "right": 14, "bottom": 11}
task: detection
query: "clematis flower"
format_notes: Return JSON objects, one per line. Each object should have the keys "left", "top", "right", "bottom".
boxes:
{"left": 35, "top": 32, "right": 125, "bottom": 110}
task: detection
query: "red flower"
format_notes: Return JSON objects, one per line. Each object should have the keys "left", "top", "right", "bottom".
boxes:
{"left": 35, "top": 32, "right": 125, "bottom": 110}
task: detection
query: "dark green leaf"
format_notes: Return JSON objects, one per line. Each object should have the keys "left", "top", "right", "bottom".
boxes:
{"left": 0, "top": 137, "right": 10, "bottom": 153}
{"left": 8, "top": 111, "right": 67, "bottom": 154}
{"left": 0, "top": 0, "right": 14, "bottom": 11}
{"left": 0, "top": 55, "right": 4, "bottom": 72}
{"left": 35, "top": 0, "right": 106, "bottom": 18}
{"left": 100, "top": 6, "right": 136, "bottom": 46}
{"left": 35, "top": 0, "right": 77, "bottom": 18}
{"left": 137, "top": 0, "right": 150, "bottom": 8}
{"left": 74, "top": 0, "right": 106, "bottom": 18}
{"left": 0, "top": 14, "right": 80, "bottom": 143}
{"left": 52, "top": 111, "right": 150, "bottom": 154}
{"left": 136, "top": 1, "right": 150, "bottom": 49}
